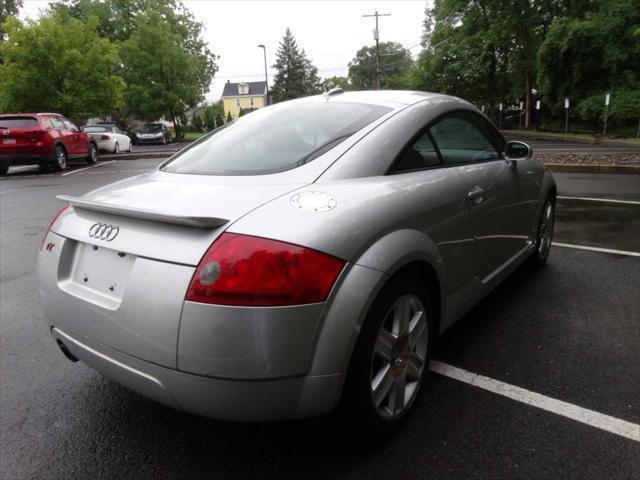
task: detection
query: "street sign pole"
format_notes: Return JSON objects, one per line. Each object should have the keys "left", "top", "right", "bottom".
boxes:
{"left": 603, "top": 93, "right": 610, "bottom": 136}
{"left": 499, "top": 102, "right": 503, "bottom": 129}
{"left": 564, "top": 98, "right": 569, "bottom": 138}
{"left": 535, "top": 100, "right": 541, "bottom": 130}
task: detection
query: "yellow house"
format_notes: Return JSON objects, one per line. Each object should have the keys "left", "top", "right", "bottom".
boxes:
{"left": 221, "top": 80, "right": 268, "bottom": 119}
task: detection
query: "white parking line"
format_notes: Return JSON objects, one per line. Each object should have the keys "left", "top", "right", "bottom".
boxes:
{"left": 557, "top": 196, "right": 640, "bottom": 206}
{"left": 61, "top": 160, "right": 116, "bottom": 176}
{"left": 429, "top": 361, "right": 640, "bottom": 442}
{"left": 552, "top": 242, "right": 640, "bottom": 257}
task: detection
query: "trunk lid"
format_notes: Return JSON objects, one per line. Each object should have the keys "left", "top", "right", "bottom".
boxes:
{"left": 51, "top": 170, "right": 307, "bottom": 265}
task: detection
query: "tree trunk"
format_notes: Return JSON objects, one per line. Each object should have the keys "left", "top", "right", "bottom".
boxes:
{"left": 169, "top": 110, "right": 181, "bottom": 140}
{"left": 525, "top": 73, "right": 532, "bottom": 129}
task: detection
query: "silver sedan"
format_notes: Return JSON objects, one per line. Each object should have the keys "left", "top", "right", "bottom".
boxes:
{"left": 37, "top": 90, "right": 555, "bottom": 432}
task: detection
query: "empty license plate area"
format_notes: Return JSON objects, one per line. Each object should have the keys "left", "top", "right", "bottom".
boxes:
{"left": 2, "top": 138, "right": 16, "bottom": 144}
{"left": 67, "top": 242, "right": 136, "bottom": 306}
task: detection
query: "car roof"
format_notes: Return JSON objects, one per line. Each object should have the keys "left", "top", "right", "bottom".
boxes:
{"left": 0, "top": 113, "right": 61, "bottom": 118}
{"left": 283, "top": 90, "right": 471, "bottom": 112}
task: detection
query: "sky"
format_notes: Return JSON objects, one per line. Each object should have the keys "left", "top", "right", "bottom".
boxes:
{"left": 20, "top": 0, "right": 428, "bottom": 102}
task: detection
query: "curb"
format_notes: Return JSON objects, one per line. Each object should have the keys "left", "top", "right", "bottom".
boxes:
{"left": 545, "top": 163, "right": 640, "bottom": 174}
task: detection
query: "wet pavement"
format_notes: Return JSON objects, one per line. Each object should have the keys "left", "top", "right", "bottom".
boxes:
{"left": 1, "top": 159, "right": 638, "bottom": 479}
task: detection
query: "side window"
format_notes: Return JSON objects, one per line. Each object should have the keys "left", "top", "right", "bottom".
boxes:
{"left": 49, "top": 117, "right": 64, "bottom": 129}
{"left": 391, "top": 130, "right": 441, "bottom": 173}
{"left": 429, "top": 114, "right": 501, "bottom": 165}
{"left": 61, "top": 118, "right": 77, "bottom": 131}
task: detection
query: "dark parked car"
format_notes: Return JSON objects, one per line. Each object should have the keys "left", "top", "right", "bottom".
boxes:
{"left": 135, "top": 123, "right": 172, "bottom": 145}
{"left": 0, "top": 113, "right": 98, "bottom": 174}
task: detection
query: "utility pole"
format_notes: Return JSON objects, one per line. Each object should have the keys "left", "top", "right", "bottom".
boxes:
{"left": 363, "top": 11, "right": 391, "bottom": 90}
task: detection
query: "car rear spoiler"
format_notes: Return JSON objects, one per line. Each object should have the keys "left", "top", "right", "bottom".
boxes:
{"left": 57, "top": 195, "right": 228, "bottom": 228}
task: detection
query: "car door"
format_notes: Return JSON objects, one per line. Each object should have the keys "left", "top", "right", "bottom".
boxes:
{"left": 61, "top": 118, "right": 83, "bottom": 155}
{"left": 428, "top": 111, "right": 532, "bottom": 283}
{"left": 388, "top": 129, "right": 477, "bottom": 301}
{"left": 115, "top": 128, "right": 130, "bottom": 149}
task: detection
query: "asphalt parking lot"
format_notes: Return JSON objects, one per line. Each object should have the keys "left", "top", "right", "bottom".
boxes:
{"left": 1, "top": 157, "right": 639, "bottom": 479}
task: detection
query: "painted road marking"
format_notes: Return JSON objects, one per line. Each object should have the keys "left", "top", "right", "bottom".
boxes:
{"left": 552, "top": 242, "right": 640, "bottom": 257}
{"left": 430, "top": 360, "right": 640, "bottom": 443}
{"left": 557, "top": 196, "right": 640, "bottom": 205}
{"left": 61, "top": 160, "right": 116, "bottom": 176}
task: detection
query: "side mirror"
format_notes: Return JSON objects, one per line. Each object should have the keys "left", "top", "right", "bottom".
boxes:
{"left": 504, "top": 140, "right": 532, "bottom": 162}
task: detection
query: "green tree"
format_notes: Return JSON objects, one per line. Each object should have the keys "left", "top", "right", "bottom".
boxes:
{"left": 1, "top": 0, "right": 22, "bottom": 40}
{"left": 226, "top": 110, "right": 232, "bottom": 123}
{"left": 0, "top": 14, "right": 124, "bottom": 119}
{"left": 203, "top": 101, "right": 224, "bottom": 130}
{"left": 119, "top": 11, "right": 217, "bottom": 138}
{"left": 348, "top": 42, "right": 413, "bottom": 90}
{"left": 321, "top": 76, "right": 351, "bottom": 91}
{"left": 50, "top": 0, "right": 211, "bottom": 52}
{"left": 191, "top": 112, "right": 203, "bottom": 132}
{"left": 537, "top": 0, "right": 640, "bottom": 126}
{"left": 271, "top": 28, "right": 321, "bottom": 102}
{"left": 411, "top": 0, "right": 589, "bottom": 126}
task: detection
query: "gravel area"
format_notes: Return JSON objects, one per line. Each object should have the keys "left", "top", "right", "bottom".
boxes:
{"left": 535, "top": 152, "right": 640, "bottom": 165}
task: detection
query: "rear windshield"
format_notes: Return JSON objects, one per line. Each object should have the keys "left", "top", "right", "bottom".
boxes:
{"left": 0, "top": 117, "right": 39, "bottom": 128}
{"left": 161, "top": 101, "right": 391, "bottom": 175}
{"left": 84, "top": 126, "right": 108, "bottom": 133}
{"left": 141, "top": 124, "right": 162, "bottom": 132}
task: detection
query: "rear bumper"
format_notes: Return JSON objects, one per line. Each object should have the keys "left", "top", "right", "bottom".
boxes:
{"left": 0, "top": 152, "right": 50, "bottom": 166}
{"left": 51, "top": 326, "right": 343, "bottom": 421}
{"left": 136, "top": 138, "right": 164, "bottom": 144}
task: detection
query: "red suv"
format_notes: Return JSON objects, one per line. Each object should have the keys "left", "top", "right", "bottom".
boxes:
{"left": 0, "top": 113, "right": 98, "bottom": 174}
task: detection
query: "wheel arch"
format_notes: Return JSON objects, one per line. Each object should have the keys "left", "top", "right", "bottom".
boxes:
{"left": 307, "top": 228, "right": 445, "bottom": 378}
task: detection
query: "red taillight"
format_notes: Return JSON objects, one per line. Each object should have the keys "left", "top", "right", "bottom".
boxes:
{"left": 186, "top": 233, "right": 345, "bottom": 306}
{"left": 101, "top": 134, "right": 110, "bottom": 140}
{"left": 26, "top": 129, "right": 44, "bottom": 142}
{"left": 40, "top": 205, "right": 69, "bottom": 250}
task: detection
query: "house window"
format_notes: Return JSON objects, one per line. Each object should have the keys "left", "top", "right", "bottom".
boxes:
{"left": 250, "top": 97, "right": 254, "bottom": 106}
{"left": 236, "top": 98, "right": 240, "bottom": 107}
{"left": 238, "top": 82, "right": 249, "bottom": 95}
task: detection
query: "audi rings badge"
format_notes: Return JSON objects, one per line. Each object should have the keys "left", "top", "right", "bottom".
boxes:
{"left": 88, "top": 223, "right": 119, "bottom": 241}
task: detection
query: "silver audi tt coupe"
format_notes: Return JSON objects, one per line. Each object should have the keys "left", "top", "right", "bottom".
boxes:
{"left": 38, "top": 90, "right": 556, "bottom": 431}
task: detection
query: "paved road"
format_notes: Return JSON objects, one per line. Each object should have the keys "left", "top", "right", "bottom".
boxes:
{"left": 1, "top": 159, "right": 639, "bottom": 479}
{"left": 503, "top": 134, "right": 640, "bottom": 154}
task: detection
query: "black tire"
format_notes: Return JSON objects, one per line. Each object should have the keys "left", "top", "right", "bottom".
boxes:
{"left": 87, "top": 143, "right": 98, "bottom": 164}
{"left": 0, "top": 165, "right": 9, "bottom": 175}
{"left": 113, "top": 142, "right": 119, "bottom": 154}
{"left": 162, "top": 137, "right": 167, "bottom": 145}
{"left": 53, "top": 145, "right": 68, "bottom": 171}
{"left": 345, "top": 274, "right": 435, "bottom": 435}
{"left": 127, "top": 141, "right": 132, "bottom": 153}
{"left": 528, "top": 193, "right": 556, "bottom": 269}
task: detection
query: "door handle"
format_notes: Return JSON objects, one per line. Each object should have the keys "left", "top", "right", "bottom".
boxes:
{"left": 468, "top": 186, "right": 485, "bottom": 205}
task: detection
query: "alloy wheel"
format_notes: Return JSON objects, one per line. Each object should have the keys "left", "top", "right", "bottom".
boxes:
{"left": 55, "top": 147, "right": 67, "bottom": 170}
{"left": 370, "top": 294, "right": 428, "bottom": 419}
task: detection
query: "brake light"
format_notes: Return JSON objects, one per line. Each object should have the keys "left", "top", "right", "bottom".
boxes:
{"left": 101, "top": 134, "right": 110, "bottom": 140}
{"left": 186, "top": 233, "right": 345, "bottom": 306}
{"left": 40, "top": 205, "right": 69, "bottom": 251}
